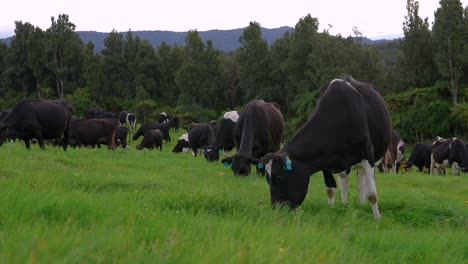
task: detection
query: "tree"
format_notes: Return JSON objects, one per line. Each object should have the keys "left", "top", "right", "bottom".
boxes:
{"left": 46, "top": 14, "right": 84, "bottom": 98}
{"left": 101, "top": 29, "right": 125, "bottom": 98}
{"left": 6, "top": 21, "right": 35, "bottom": 98}
{"left": 157, "top": 42, "right": 184, "bottom": 105}
{"left": 27, "top": 26, "right": 47, "bottom": 98}
{"left": 399, "top": 0, "right": 438, "bottom": 88}
{"left": 236, "top": 21, "right": 271, "bottom": 103}
{"left": 432, "top": 0, "right": 465, "bottom": 105}
{"left": 82, "top": 41, "right": 102, "bottom": 98}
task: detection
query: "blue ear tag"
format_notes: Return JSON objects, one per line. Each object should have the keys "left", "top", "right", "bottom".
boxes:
{"left": 202, "top": 149, "right": 206, "bottom": 154}
{"left": 224, "top": 162, "right": 230, "bottom": 167}
{"left": 284, "top": 156, "right": 292, "bottom": 171}
{"left": 257, "top": 162, "right": 264, "bottom": 169}
{"left": 218, "top": 149, "right": 222, "bottom": 155}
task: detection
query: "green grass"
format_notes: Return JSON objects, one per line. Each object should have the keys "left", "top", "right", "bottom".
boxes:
{"left": 0, "top": 132, "right": 467, "bottom": 263}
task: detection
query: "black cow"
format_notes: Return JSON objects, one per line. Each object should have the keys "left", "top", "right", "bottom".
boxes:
{"left": 116, "top": 126, "right": 129, "bottom": 148}
{"left": 405, "top": 143, "right": 432, "bottom": 172}
{"left": 430, "top": 137, "right": 468, "bottom": 176}
{"left": 172, "top": 133, "right": 192, "bottom": 153}
{"left": 118, "top": 111, "right": 137, "bottom": 135}
{"left": 188, "top": 123, "right": 216, "bottom": 156}
{"left": 70, "top": 118, "right": 119, "bottom": 150}
{"left": 158, "top": 112, "right": 170, "bottom": 123}
{"left": 203, "top": 111, "right": 239, "bottom": 161}
{"left": 86, "top": 108, "right": 118, "bottom": 119}
{"left": 133, "top": 122, "right": 171, "bottom": 143}
{"left": 260, "top": 77, "right": 391, "bottom": 219}
{"left": 380, "top": 130, "right": 406, "bottom": 174}
{"left": 136, "top": 129, "right": 163, "bottom": 150}
{"left": 170, "top": 116, "right": 180, "bottom": 132}
{"left": 222, "top": 100, "right": 284, "bottom": 176}
{"left": 0, "top": 109, "right": 11, "bottom": 122}
{"left": 0, "top": 99, "right": 73, "bottom": 150}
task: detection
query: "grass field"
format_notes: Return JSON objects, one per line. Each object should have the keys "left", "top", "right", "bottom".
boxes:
{"left": 0, "top": 131, "right": 467, "bottom": 263}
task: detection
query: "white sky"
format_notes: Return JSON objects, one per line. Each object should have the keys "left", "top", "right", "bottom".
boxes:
{"left": 1, "top": 0, "right": 467, "bottom": 39}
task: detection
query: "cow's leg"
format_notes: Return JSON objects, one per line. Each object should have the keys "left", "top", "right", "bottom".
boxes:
{"left": 337, "top": 172, "right": 348, "bottom": 206}
{"left": 24, "top": 139, "right": 31, "bottom": 149}
{"left": 362, "top": 160, "right": 381, "bottom": 219}
{"left": 430, "top": 154, "right": 436, "bottom": 175}
{"left": 451, "top": 162, "right": 460, "bottom": 176}
{"left": 192, "top": 148, "right": 197, "bottom": 157}
{"left": 62, "top": 126, "right": 70, "bottom": 151}
{"left": 323, "top": 171, "right": 336, "bottom": 207}
{"left": 357, "top": 168, "right": 368, "bottom": 204}
{"left": 392, "top": 161, "right": 398, "bottom": 174}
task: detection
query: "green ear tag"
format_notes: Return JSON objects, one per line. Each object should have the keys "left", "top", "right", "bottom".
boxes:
{"left": 257, "top": 163, "right": 264, "bottom": 169}
{"left": 224, "top": 162, "right": 230, "bottom": 167}
{"left": 284, "top": 156, "right": 292, "bottom": 171}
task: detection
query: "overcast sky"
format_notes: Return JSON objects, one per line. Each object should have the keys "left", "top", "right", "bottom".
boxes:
{"left": 1, "top": 0, "right": 467, "bottom": 39}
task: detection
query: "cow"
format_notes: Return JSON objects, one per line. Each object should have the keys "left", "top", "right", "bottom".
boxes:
{"left": 173, "top": 133, "right": 192, "bottom": 153}
{"left": 405, "top": 143, "right": 432, "bottom": 172}
{"left": 70, "top": 118, "right": 118, "bottom": 150}
{"left": 430, "top": 137, "right": 468, "bottom": 176}
{"left": 115, "top": 126, "right": 129, "bottom": 148}
{"left": 203, "top": 111, "right": 239, "bottom": 161}
{"left": 222, "top": 100, "right": 284, "bottom": 176}
{"left": 188, "top": 123, "right": 216, "bottom": 156}
{"left": 0, "top": 109, "right": 11, "bottom": 122}
{"left": 260, "top": 77, "right": 391, "bottom": 219}
{"left": 118, "top": 111, "right": 137, "bottom": 135}
{"left": 0, "top": 99, "right": 73, "bottom": 150}
{"left": 170, "top": 115, "right": 180, "bottom": 132}
{"left": 379, "top": 130, "right": 406, "bottom": 174}
{"left": 158, "top": 112, "right": 170, "bottom": 123}
{"left": 136, "top": 129, "right": 163, "bottom": 150}
{"left": 133, "top": 122, "right": 171, "bottom": 143}
{"left": 86, "top": 108, "right": 118, "bottom": 119}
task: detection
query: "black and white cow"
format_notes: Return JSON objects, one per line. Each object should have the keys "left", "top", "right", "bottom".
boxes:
{"left": 188, "top": 123, "right": 216, "bottom": 156}
{"left": 133, "top": 122, "right": 171, "bottom": 143}
{"left": 0, "top": 99, "right": 73, "bottom": 150}
{"left": 260, "top": 77, "right": 391, "bottom": 219}
{"left": 405, "top": 143, "right": 432, "bottom": 172}
{"left": 203, "top": 111, "right": 239, "bottom": 161}
{"left": 136, "top": 129, "right": 163, "bottom": 151}
{"left": 222, "top": 100, "right": 284, "bottom": 176}
{"left": 172, "top": 133, "right": 192, "bottom": 153}
{"left": 380, "top": 130, "right": 406, "bottom": 174}
{"left": 158, "top": 112, "right": 170, "bottom": 123}
{"left": 118, "top": 111, "right": 136, "bottom": 136}
{"left": 115, "top": 125, "right": 129, "bottom": 148}
{"left": 430, "top": 137, "right": 468, "bottom": 176}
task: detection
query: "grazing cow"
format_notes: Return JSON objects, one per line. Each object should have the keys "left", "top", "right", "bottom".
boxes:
{"left": 133, "top": 122, "right": 171, "bottom": 143}
{"left": 86, "top": 108, "right": 118, "bottom": 119}
{"left": 203, "top": 111, "right": 239, "bottom": 161}
{"left": 260, "top": 77, "right": 391, "bottom": 219}
{"left": 172, "top": 133, "right": 192, "bottom": 153}
{"left": 118, "top": 111, "right": 137, "bottom": 134}
{"left": 70, "top": 118, "right": 119, "bottom": 150}
{"left": 188, "top": 123, "right": 216, "bottom": 156}
{"left": 380, "top": 130, "right": 406, "bottom": 174}
{"left": 430, "top": 137, "right": 468, "bottom": 176}
{"left": 158, "top": 112, "right": 170, "bottom": 123}
{"left": 405, "top": 143, "right": 432, "bottom": 172}
{"left": 136, "top": 129, "right": 163, "bottom": 150}
{"left": 116, "top": 126, "right": 129, "bottom": 148}
{"left": 0, "top": 99, "right": 73, "bottom": 150}
{"left": 222, "top": 100, "right": 284, "bottom": 176}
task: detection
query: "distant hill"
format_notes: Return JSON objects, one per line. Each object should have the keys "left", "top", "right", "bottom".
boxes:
{"left": 1, "top": 27, "right": 398, "bottom": 53}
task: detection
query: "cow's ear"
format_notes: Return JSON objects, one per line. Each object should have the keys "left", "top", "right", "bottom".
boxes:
{"left": 221, "top": 157, "right": 233, "bottom": 167}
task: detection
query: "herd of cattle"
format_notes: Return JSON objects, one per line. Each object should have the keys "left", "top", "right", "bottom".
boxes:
{"left": 0, "top": 76, "right": 466, "bottom": 219}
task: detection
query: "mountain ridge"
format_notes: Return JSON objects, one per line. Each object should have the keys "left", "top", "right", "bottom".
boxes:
{"left": 1, "top": 27, "right": 399, "bottom": 52}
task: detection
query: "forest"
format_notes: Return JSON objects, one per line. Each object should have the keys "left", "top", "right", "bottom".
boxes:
{"left": 0, "top": 0, "right": 466, "bottom": 143}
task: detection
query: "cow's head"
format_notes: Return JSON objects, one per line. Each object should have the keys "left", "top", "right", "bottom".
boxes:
{"left": 261, "top": 152, "right": 308, "bottom": 209}
{"left": 202, "top": 146, "right": 222, "bottom": 161}
{"left": 221, "top": 153, "right": 260, "bottom": 176}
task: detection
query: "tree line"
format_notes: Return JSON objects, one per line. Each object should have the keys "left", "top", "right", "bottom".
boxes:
{"left": 0, "top": 0, "right": 467, "bottom": 142}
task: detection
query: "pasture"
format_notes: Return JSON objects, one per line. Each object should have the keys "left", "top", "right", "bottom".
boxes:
{"left": 0, "top": 131, "right": 466, "bottom": 263}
